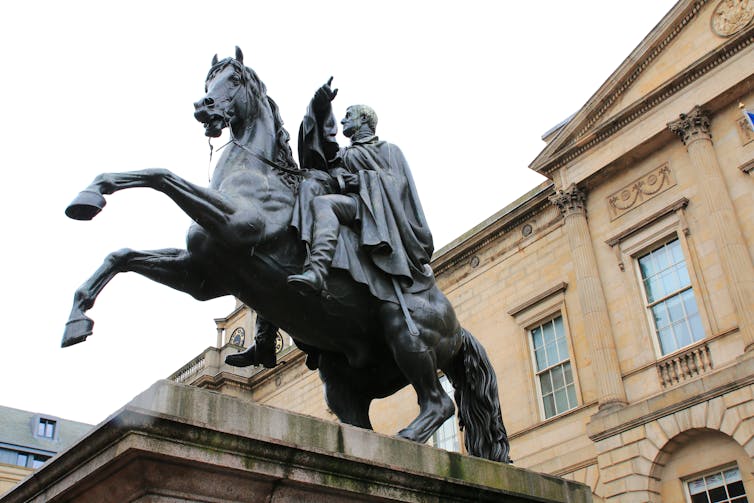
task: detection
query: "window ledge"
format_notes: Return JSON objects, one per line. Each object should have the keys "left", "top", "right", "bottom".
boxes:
{"left": 508, "top": 401, "right": 598, "bottom": 440}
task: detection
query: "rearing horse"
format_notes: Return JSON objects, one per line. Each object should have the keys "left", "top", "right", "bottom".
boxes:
{"left": 63, "top": 47, "right": 510, "bottom": 463}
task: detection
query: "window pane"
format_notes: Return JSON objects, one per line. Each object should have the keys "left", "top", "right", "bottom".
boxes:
{"left": 655, "top": 244, "right": 671, "bottom": 271}
{"left": 674, "top": 321, "right": 693, "bottom": 348}
{"left": 658, "top": 326, "right": 677, "bottom": 354}
{"left": 728, "top": 481, "right": 746, "bottom": 497}
{"left": 724, "top": 469, "right": 742, "bottom": 483}
{"left": 553, "top": 316, "right": 564, "bottom": 338}
{"left": 551, "top": 365, "right": 565, "bottom": 390}
{"left": 688, "top": 314, "right": 705, "bottom": 341}
{"left": 706, "top": 473, "right": 724, "bottom": 489}
{"left": 645, "top": 276, "right": 662, "bottom": 303}
{"left": 689, "top": 478, "right": 707, "bottom": 495}
{"left": 540, "top": 373, "right": 553, "bottom": 395}
{"left": 652, "top": 303, "right": 670, "bottom": 329}
{"left": 544, "top": 342, "right": 557, "bottom": 368}
{"left": 543, "top": 394, "right": 555, "bottom": 418}
{"left": 676, "top": 262, "right": 691, "bottom": 287}
{"left": 563, "top": 362, "right": 573, "bottom": 383}
{"left": 639, "top": 253, "right": 655, "bottom": 278}
{"left": 16, "top": 453, "right": 28, "bottom": 467}
{"left": 669, "top": 238, "right": 684, "bottom": 263}
{"left": 535, "top": 347, "right": 546, "bottom": 371}
{"left": 36, "top": 422, "right": 45, "bottom": 436}
{"left": 690, "top": 494, "right": 709, "bottom": 503}
{"left": 554, "top": 388, "right": 568, "bottom": 414}
{"left": 556, "top": 335, "right": 568, "bottom": 363}
{"left": 542, "top": 321, "right": 555, "bottom": 345}
{"left": 0, "top": 448, "right": 16, "bottom": 465}
{"left": 682, "top": 289, "right": 699, "bottom": 316}
{"left": 666, "top": 295, "right": 685, "bottom": 322}
{"left": 708, "top": 486, "right": 727, "bottom": 502}
{"left": 566, "top": 383, "right": 578, "bottom": 408}
{"left": 532, "top": 327, "right": 543, "bottom": 349}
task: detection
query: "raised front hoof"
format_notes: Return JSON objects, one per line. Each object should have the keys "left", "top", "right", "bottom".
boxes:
{"left": 62, "top": 316, "right": 94, "bottom": 347}
{"left": 225, "top": 345, "right": 276, "bottom": 368}
{"left": 286, "top": 271, "right": 322, "bottom": 296}
{"left": 65, "top": 190, "right": 106, "bottom": 220}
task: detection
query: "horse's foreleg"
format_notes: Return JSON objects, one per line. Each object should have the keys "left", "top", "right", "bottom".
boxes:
{"left": 68, "top": 169, "right": 261, "bottom": 246}
{"left": 63, "top": 248, "right": 224, "bottom": 347}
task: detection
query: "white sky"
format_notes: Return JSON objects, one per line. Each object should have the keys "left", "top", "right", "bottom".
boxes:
{"left": 0, "top": 1, "right": 677, "bottom": 425}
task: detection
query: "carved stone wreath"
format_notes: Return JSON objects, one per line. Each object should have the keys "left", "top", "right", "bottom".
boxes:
{"left": 711, "top": 0, "right": 754, "bottom": 37}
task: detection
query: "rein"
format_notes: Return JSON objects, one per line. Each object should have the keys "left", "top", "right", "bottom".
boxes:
{"left": 231, "top": 139, "right": 304, "bottom": 176}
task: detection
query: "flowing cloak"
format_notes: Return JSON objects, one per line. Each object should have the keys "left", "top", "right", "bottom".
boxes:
{"left": 329, "top": 136, "right": 436, "bottom": 304}
{"left": 290, "top": 95, "right": 343, "bottom": 245}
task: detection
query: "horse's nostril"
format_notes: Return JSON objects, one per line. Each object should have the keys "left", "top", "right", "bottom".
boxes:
{"left": 204, "top": 97, "right": 215, "bottom": 107}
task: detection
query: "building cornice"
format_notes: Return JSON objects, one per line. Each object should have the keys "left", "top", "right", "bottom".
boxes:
{"left": 431, "top": 182, "right": 555, "bottom": 276}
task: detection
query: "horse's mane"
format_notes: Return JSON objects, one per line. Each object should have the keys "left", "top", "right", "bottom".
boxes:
{"left": 206, "top": 58, "right": 298, "bottom": 173}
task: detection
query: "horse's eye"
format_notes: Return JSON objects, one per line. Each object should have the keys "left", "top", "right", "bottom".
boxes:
{"left": 231, "top": 75, "right": 241, "bottom": 85}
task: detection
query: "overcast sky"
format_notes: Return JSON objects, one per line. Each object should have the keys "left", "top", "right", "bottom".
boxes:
{"left": 0, "top": 1, "right": 677, "bottom": 425}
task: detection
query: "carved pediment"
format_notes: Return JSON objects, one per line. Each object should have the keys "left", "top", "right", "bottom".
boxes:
{"left": 529, "top": 0, "right": 754, "bottom": 177}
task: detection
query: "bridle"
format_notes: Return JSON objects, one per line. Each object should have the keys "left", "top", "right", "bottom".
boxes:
{"left": 205, "top": 59, "right": 304, "bottom": 179}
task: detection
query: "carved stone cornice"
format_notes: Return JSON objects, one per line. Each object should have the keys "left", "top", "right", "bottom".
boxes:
{"left": 550, "top": 184, "right": 587, "bottom": 217}
{"left": 668, "top": 106, "right": 712, "bottom": 145}
{"left": 431, "top": 183, "right": 555, "bottom": 276}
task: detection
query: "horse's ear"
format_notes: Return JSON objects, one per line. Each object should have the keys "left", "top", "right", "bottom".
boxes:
{"left": 211, "top": 54, "right": 218, "bottom": 66}
{"left": 235, "top": 46, "right": 244, "bottom": 64}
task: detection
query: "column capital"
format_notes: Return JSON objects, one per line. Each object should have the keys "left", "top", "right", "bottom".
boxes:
{"left": 668, "top": 106, "right": 711, "bottom": 145}
{"left": 550, "top": 184, "right": 586, "bottom": 217}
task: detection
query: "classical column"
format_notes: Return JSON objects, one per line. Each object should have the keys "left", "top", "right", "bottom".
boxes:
{"left": 551, "top": 185, "right": 627, "bottom": 409}
{"left": 669, "top": 106, "right": 754, "bottom": 350}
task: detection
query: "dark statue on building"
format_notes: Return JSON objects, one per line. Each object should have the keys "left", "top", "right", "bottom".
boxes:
{"left": 63, "top": 48, "right": 511, "bottom": 463}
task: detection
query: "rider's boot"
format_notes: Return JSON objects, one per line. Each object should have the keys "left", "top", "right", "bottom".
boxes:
{"left": 225, "top": 318, "right": 278, "bottom": 368}
{"left": 287, "top": 217, "right": 339, "bottom": 295}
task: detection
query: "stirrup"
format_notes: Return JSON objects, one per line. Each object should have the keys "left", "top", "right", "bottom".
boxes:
{"left": 287, "top": 269, "right": 323, "bottom": 295}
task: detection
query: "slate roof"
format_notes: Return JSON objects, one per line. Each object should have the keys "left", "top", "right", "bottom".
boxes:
{"left": 0, "top": 405, "right": 92, "bottom": 455}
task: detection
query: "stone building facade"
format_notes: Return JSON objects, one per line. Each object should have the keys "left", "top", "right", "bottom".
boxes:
{"left": 0, "top": 407, "right": 91, "bottom": 494}
{"left": 172, "top": 1, "right": 754, "bottom": 501}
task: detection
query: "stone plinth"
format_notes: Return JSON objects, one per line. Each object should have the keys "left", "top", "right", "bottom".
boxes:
{"left": 0, "top": 381, "right": 591, "bottom": 502}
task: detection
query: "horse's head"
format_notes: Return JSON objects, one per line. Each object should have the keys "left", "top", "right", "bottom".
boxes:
{"left": 194, "top": 46, "right": 264, "bottom": 138}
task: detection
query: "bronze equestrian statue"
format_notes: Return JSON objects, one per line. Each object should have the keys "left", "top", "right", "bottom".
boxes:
{"left": 63, "top": 47, "right": 511, "bottom": 463}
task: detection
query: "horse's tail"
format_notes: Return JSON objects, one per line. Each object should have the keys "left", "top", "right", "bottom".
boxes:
{"left": 446, "top": 327, "right": 511, "bottom": 463}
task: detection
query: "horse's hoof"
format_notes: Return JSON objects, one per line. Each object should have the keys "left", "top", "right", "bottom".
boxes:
{"left": 397, "top": 427, "right": 419, "bottom": 442}
{"left": 65, "top": 190, "right": 106, "bottom": 220}
{"left": 62, "top": 316, "right": 94, "bottom": 347}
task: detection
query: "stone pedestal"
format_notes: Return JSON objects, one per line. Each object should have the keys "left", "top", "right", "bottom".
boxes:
{"left": 0, "top": 380, "right": 591, "bottom": 502}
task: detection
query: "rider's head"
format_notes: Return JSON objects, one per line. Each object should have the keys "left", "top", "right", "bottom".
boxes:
{"left": 342, "top": 105, "right": 377, "bottom": 138}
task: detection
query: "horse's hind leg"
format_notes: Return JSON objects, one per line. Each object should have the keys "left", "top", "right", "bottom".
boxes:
{"left": 63, "top": 248, "right": 223, "bottom": 347}
{"left": 318, "top": 353, "right": 373, "bottom": 430}
{"left": 378, "top": 304, "right": 455, "bottom": 444}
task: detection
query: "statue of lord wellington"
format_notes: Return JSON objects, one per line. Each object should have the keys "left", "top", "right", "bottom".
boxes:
{"left": 63, "top": 48, "right": 511, "bottom": 462}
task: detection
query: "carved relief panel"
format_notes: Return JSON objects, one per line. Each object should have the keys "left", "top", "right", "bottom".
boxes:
{"left": 607, "top": 163, "right": 677, "bottom": 220}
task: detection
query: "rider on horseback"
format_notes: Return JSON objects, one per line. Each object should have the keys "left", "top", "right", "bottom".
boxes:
{"left": 229, "top": 78, "right": 436, "bottom": 369}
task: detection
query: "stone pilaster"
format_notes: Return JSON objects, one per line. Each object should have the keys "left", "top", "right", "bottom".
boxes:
{"left": 551, "top": 184, "right": 627, "bottom": 409}
{"left": 668, "top": 106, "right": 754, "bottom": 351}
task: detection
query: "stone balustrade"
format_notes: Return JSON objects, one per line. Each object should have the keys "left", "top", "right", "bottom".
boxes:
{"left": 656, "top": 342, "right": 712, "bottom": 388}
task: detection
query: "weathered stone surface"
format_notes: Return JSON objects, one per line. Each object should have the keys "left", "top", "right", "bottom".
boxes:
{"left": 0, "top": 381, "right": 591, "bottom": 503}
